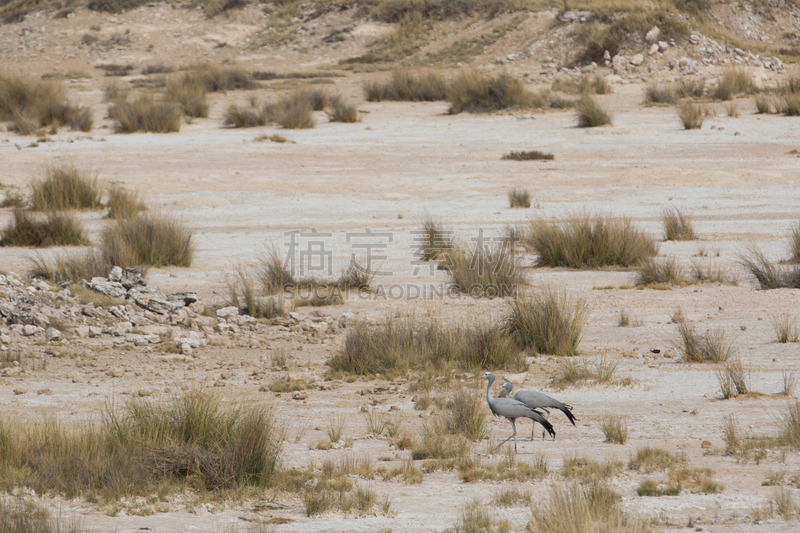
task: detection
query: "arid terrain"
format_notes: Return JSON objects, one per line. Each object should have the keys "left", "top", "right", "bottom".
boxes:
{"left": 2, "top": 1, "right": 800, "bottom": 532}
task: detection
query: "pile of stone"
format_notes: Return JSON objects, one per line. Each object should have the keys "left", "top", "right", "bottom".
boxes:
{"left": 84, "top": 266, "right": 198, "bottom": 316}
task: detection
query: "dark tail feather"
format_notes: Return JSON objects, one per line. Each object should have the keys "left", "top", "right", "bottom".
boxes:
{"left": 539, "top": 416, "right": 556, "bottom": 439}
{"left": 560, "top": 406, "right": 578, "bottom": 426}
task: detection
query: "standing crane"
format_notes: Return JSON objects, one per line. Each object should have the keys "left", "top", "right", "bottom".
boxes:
{"left": 502, "top": 382, "right": 577, "bottom": 441}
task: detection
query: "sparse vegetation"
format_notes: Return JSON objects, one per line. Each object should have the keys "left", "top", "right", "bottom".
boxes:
{"left": 600, "top": 415, "right": 628, "bottom": 444}
{"left": 0, "top": 389, "right": 282, "bottom": 498}
{"left": 674, "top": 322, "right": 734, "bottom": 363}
{"left": 717, "top": 357, "right": 748, "bottom": 399}
{"left": 224, "top": 103, "right": 267, "bottom": 128}
{"left": 628, "top": 447, "right": 686, "bottom": 473}
{"left": 365, "top": 69, "right": 447, "bottom": 102}
{"left": 445, "top": 241, "right": 524, "bottom": 297}
{"left": 1, "top": 210, "right": 87, "bottom": 247}
{"left": 644, "top": 81, "right": 677, "bottom": 104}
{"left": 634, "top": 257, "right": 685, "bottom": 286}
{"left": 31, "top": 162, "right": 102, "bottom": 211}
{"left": 326, "top": 94, "right": 359, "bottom": 123}
{"left": 186, "top": 64, "right": 258, "bottom": 92}
{"left": 453, "top": 498, "right": 493, "bottom": 533}
{"left": 575, "top": 94, "right": 612, "bottom": 127}
{"left": 165, "top": 75, "right": 209, "bottom": 118}
{"left": 502, "top": 150, "right": 553, "bottom": 161}
{"left": 101, "top": 210, "right": 194, "bottom": 267}
{"left": 662, "top": 206, "right": 696, "bottom": 240}
{"left": 790, "top": 221, "right": 800, "bottom": 263}
{"left": 739, "top": 246, "right": 800, "bottom": 289}
{"left": 508, "top": 188, "right": 531, "bottom": 208}
{"left": 106, "top": 184, "right": 146, "bottom": 219}
{"left": 447, "top": 69, "right": 531, "bottom": 114}
{"left": 267, "top": 90, "right": 316, "bottom": 129}
{"left": 505, "top": 287, "right": 588, "bottom": 356}
{"left": 0, "top": 74, "right": 92, "bottom": 134}
{"left": 416, "top": 215, "right": 453, "bottom": 262}
{"left": 774, "top": 313, "right": 799, "bottom": 343}
{"left": 0, "top": 498, "right": 81, "bottom": 533}
{"left": 561, "top": 455, "right": 623, "bottom": 483}
{"left": 689, "top": 260, "right": 737, "bottom": 284}
{"left": 227, "top": 264, "right": 285, "bottom": 318}
{"left": 524, "top": 212, "right": 658, "bottom": 268}
{"left": 445, "top": 388, "right": 489, "bottom": 442}
{"left": 28, "top": 248, "right": 114, "bottom": 283}
{"left": 678, "top": 101, "right": 704, "bottom": 129}
{"left": 551, "top": 355, "right": 624, "bottom": 389}
{"left": 713, "top": 66, "right": 751, "bottom": 101}
{"left": 109, "top": 94, "right": 181, "bottom": 133}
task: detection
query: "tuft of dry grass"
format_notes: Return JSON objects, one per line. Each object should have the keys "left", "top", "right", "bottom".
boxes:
{"left": 561, "top": 455, "right": 623, "bottom": 483}
{"left": 31, "top": 162, "right": 102, "bottom": 211}
{"left": 773, "top": 313, "right": 799, "bottom": 344}
{"left": 0, "top": 389, "right": 283, "bottom": 498}
{"left": 678, "top": 101, "right": 704, "bottom": 129}
{"left": 634, "top": 257, "right": 686, "bottom": 286}
{"left": 416, "top": 215, "right": 453, "bottom": 263}
{"left": 0, "top": 498, "right": 82, "bottom": 533}
{"left": 445, "top": 388, "right": 489, "bottom": 442}
{"left": 0, "top": 74, "right": 93, "bottom": 134}
{"left": 444, "top": 241, "right": 524, "bottom": 297}
{"left": 525, "top": 212, "right": 657, "bottom": 269}
{"left": 101, "top": 210, "right": 194, "bottom": 267}
{"left": 662, "top": 206, "right": 696, "bottom": 240}
{"left": 551, "top": 355, "right": 623, "bottom": 389}
{"left": 628, "top": 446, "right": 686, "bottom": 473}
{"left": 411, "top": 416, "right": 472, "bottom": 461}
{"left": 674, "top": 322, "right": 734, "bottom": 363}
{"left": 754, "top": 93, "right": 779, "bottom": 114}
{"left": 575, "top": 94, "right": 612, "bottom": 127}
{"left": 677, "top": 77, "right": 705, "bottom": 98}
{"left": 722, "top": 414, "right": 741, "bottom": 452}
{"left": 28, "top": 248, "right": 115, "bottom": 284}
{"left": 227, "top": 264, "right": 285, "bottom": 318}
{"left": 689, "top": 260, "right": 738, "bottom": 284}
{"left": 778, "top": 402, "right": 800, "bottom": 448}
{"left": 713, "top": 66, "right": 750, "bottom": 101}
{"left": 266, "top": 90, "right": 316, "bottom": 129}
{"left": 1, "top": 210, "right": 87, "bottom": 247}
{"left": 502, "top": 150, "right": 553, "bottom": 161}
{"left": 257, "top": 246, "right": 296, "bottom": 293}
{"left": 739, "top": 246, "right": 800, "bottom": 289}
{"left": 717, "top": 357, "right": 749, "bottom": 399}
{"left": 453, "top": 498, "right": 493, "bottom": 533}
{"left": 365, "top": 69, "right": 447, "bottom": 102}
{"left": 644, "top": 81, "right": 677, "bottom": 104}
{"left": 326, "top": 94, "right": 359, "bottom": 123}
{"left": 109, "top": 94, "right": 181, "bottom": 133}
{"left": 528, "top": 483, "right": 649, "bottom": 533}
{"left": 789, "top": 221, "right": 800, "bottom": 264}
{"left": 600, "top": 415, "right": 628, "bottom": 444}
{"left": 165, "top": 75, "right": 209, "bottom": 118}
{"left": 185, "top": 64, "right": 258, "bottom": 92}
{"left": 106, "top": 184, "right": 146, "bottom": 219}
{"left": 223, "top": 103, "right": 267, "bottom": 128}
{"left": 508, "top": 188, "right": 531, "bottom": 208}
{"left": 505, "top": 287, "right": 588, "bottom": 356}
{"left": 447, "top": 69, "right": 531, "bottom": 114}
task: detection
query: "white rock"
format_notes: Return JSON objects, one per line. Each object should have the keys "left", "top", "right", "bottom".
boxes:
{"left": 631, "top": 54, "right": 644, "bottom": 66}
{"left": 45, "top": 327, "right": 61, "bottom": 341}
{"left": 611, "top": 54, "right": 628, "bottom": 74}
{"left": 108, "top": 266, "right": 123, "bottom": 282}
{"left": 88, "top": 326, "right": 102, "bottom": 338}
{"left": 645, "top": 26, "right": 660, "bottom": 43}
{"left": 180, "top": 343, "right": 193, "bottom": 356}
{"left": 649, "top": 43, "right": 659, "bottom": 55}
{"left": 658, "top": 41, "right": 668, "bottom": 52}
{"left": 22, "top": 325, "right": 38, "bottom": 336}
{"left": 0, "top": 334, "right": 10, "bottom": 344}
{"left": 216, "top": 306, "right": 239, "bottom": 319}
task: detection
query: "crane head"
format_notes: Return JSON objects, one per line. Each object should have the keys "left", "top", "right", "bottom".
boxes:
{"left": 481, "top": 372, "right": 494, "bottom": 381}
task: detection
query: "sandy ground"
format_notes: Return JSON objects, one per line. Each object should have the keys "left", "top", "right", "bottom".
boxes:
{"left": 3, "top": 76, "right": 800, "bottom": 532}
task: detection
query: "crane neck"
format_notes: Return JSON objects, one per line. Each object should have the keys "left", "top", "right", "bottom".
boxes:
{"left": 485, "top": 374, "right": 494, "bottom": 405}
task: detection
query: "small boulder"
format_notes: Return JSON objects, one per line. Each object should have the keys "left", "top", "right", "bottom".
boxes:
{"left": 645, "top": 26, "right": 660, "bottom": 43}
{"left": 45, "top": 327, "right": 61, "bottom": 342}
{"left": 630, "top": 54, "right": 644, "bottom": 66}
{"left": 22, "top": 325, "right": 38, "bottom": 337}
{"left": 216, "top": 306, "right": 239, "bottom": 319}
{"left": 88, "top": 326, "right": 102, "bottom": 338}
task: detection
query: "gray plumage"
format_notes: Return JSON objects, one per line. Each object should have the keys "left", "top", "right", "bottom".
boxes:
{"left": 481, "top": 372, "right": 555, "bottom": 452}
{"left": 502, "top": 382, "right": 576, "bottom": 440}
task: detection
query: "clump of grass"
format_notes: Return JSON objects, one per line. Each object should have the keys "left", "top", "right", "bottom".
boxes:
{"left": 109, "top": 94, "right": 181, "bottom": 133}
{"left": 789, "top": 221, "right": 800, "bottom": 264}
{"left": 689, "top": 261, "right": 737, "bottom": 284}
{"left": 453, "top": 498, "right": 493, "bottom": 533}
{"left": 326, "top": 94, "right": 359, "bottom": 123}
{"left": 739, "top": 246, "right": 800, "bottom": 289}
{"left": 774, "top": 314, "right": 799, "bottom": 344}
{"left": 628, "top": 447, "right": 686, "bottom": 473}
{"left": 0, "top": 389, "right": 283, "bottom": 498}
{"left": 223, "top": 103, "right": 266, "bottom": 128}
{"left": 165, "top": 75, "right": 209, "bottom": 118}
{"left": 445, "top": 242, "right": 524, "bottom": 297}
{"left": 722, "top": 415, "right": 741, "bottom": 452}
{"left": 492, "top": 487, "right": 532, "bottom": 507}
{"left": 678, "top": 101, "right": 704, "bottom": 129}
{"left": 754, "top": 93, "right": 779, "bottom": 114}
{"left": 784, "top": 94, "right": 800, "bottom": 116}
{"left": 268, "top": 375, "right": 310, "bottom": 393}
{"left": 561, "top": 455, "right": 623, "bottom": 482}
{"left": 575, "top": 94, "right": 612, "bottom": 127}
{"left": 662, "top": 206, "right": 695, "bottom": 240}
{"left": 528, "top": 483, "right": 649, "bottom": 533}
{"left": 267, "top": 90, "right": 316, "bottom": 129}
{"left": 447, "top": 69, "right": 531, "bottom": 114}
{"left": 551, "top": 355, "right": 623, "bottom": 389}
{"left": 618, "top": 310, "right": 630, "bottom": 327}
{"left": 778, "top": 402, "right": 800, "bottom": 447}
{"left": 755, "top": 488, "right": 800, "bottom": 521}
{"left": 461, "top": 452, "right": 549, "bottom": 483}
{"left": 505, "top": 287, "right": 588, "bottom": 356}
{"left": 644, "top": 81, "right": 677, "bottom": 104}
{"left": 411, "top": 414, "right": 475, "bottom": 461}
{"left": 28, "top": 248, "right": 114, "bottom": 283}
{"left": 524, "top": 212, "right": 658, "bottom": 268}
{"left": 782, "top": 371, "right": 797, "bottom": 397}
{"left": 502, "top": 150, "right": 553, "bottom": 161}
{"left": 713, "top": 66, "right": 750, "bottom": 101}
{"left": 328, "top": 316, "right": 525, "bottom": 376}
{"left": 227, "top": 264, "right": 285, "bottom": 318}
{"left": 0, "top": 499, "right": 81, "bottom": 533}
{"left": 674, "top": 322, "right": 734, "bottom": 363}
{"left": 0, "top": 74, "right": 93, "bottom": 133}
{"left": 293, "top": 286, "right": 344, "bottom": 307}
{"left": 1, "top": 187, "right": 24, "bottom": 208}
{"left": 677, "top": 77, "right": 705, "bottom": 98}
{"left": 258, "top": 246, "right": 296, "bottom": 293}
{"left": 717, "top": 357, "right": 749, "bottom": 399}
{"left": 508, "top": 188, "right": 531, "bottom": 208}
{"left": 365, "top": 69, "right": 447, "bottom": 102}
{"left": 364, "top": 411, "right": 388, "bottom": 436}
{"left": 725, "top": 101, "right": 739, "bottom": 117}
{"left": 1, "top": 210, "right": 87, "bottom": 247}
{"left": 186, "top": 64, "right": 258, "bottom": 92}
{"left": 106, "top": 184, "right": 146, "bottom": 219}
{"left": 101, "top": 211, "right": 194, "bottom": 267}
{"left": 31, "top": 162, "right": 102, "bottom": 211}
{"left": 416, "top": 215, "right": 453, "bottom": 262}
{"left": 600, "top": 415, "right": 628, "bottom": 444}
{"left": 634, "top": 257, "right": 685, "bottom": 286}
{"left": 445, "top": 389, "right": 489, "bottom": 441}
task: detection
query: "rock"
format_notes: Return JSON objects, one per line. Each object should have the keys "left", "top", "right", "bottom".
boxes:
{"left": 689, "top": 34, "right": 700, "bottom": 44}
{"left": 70, "top": 373, "right": 84, "bottom": 383}
{"left": 82, "top": 304, "right": 102, "bottom": 318}
{"left": 37, "top": 389, "right": 53, "bottom": 395}
{"left": 120, "top": 268, "right": 144, "bottom": 289}
{"left": 678, "top": 57, "right": 691, "bottom": 68}
{"left": 603, "top": 50, "right": 610, "bottom": 61}
{"left": 216, "top": 306, "right": 239, "bottom": 319}
{"left": 611, "top": 54, "right": 628, "bottom": 74}
{"left": 645, "top": 26, "right": 660, "bottom": 43}
{"left": 13, "top": 388, "right": 26, "bottom": 395}
{"left": 3, "top": 366, "right": 21, "bottom": 377}
{"left": 88, "top": 279, "right": 127, "bottom": 299}
{"left": 180, "top": 343, "right": 193, "bottom": 356}
{"left": 658, "top": 41, "right": 668, "bottom": 52}
{"left": 73, "top": 326, "right": 90, "bottom": 338}
{"left": 631, "top": 54, "right": 644, "bottom": 66}
{"left": 168, "top": 291, "right": 198, "bottom": 305}
{"left": 292, "top": 391, "right": 308, "bottom": 400}
{"left": 88, "top": 326, "right": 102, "bottom": 338}
{"left": 701, "top": 440, "right": 712, "bottom": 448}
{"left": 45, "top": 327, "right": 61, "bottom": 341}
{"left": 649, "top": 43, "right": 659, "bottom": 55}
{"left": 249, "top": 340, "right": 260, "bottom": 349}
{"left": 734, "top": 47, "right": 745, "bottom": 56}
{"left": 146, "top": 298, "right": 183, "bottom": 315}
{"left": 22, "top": 325, "right": 37, "bottom": 336}
{"left": 35, "top": 280, "right": 52, "bottom": 292}
{"left": 136, "top": 389, "right": 152, "bottom": 397}
{"left": 0, "top": 334, "right": 10, "bottom": 344}
{"left": 107, "top": 367, "right": 124, "bottom": 378}
{"left": 107, "top": 266, "right": 123, "bottom": 282}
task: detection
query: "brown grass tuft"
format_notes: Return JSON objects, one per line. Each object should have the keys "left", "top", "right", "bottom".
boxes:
{"left": 717, "top": 357, "right": 749, "bottom": 399}
{"left": 575, "top": 94, "right": 612, "bottom": 127}
{"left": 0, "top": 74, "right": 93, "bottom": 134}
{"left": 326, "top": 94, "right": 359, "bottom": 123}
{"left": 739, "top": 245, "right": 800, "bottom": 289}
{"left": 223, "top": 103, "right": 267, "bottom": 128}
{"left": 713, "top": 66, "right": 750, "bottom": 101}
{"left": 508, "top": 188, "right": 531, "bottom": 208}
{"left": 106, "top": 184, "right": 146, "bottom": 219}
{"left": 634, "top": 257, "right": 686, "bottom": 286}
{"left": 644, "top": 81, "right": 677, "bottom": 104}
{"left": 662, "top": 206, "right": 696, "bottom": 240}
{"left": 678, "top": 101, "right": 704, "bottom": 129}
{"left": 165, "top": 75, "right": 209, "bottom": 118}
{"left": 31, "top": 162, "right": 101, "bottom": 211}
{"left": 600, "top": 415, "right": 628, "bottom": 444}
{"left": 505, "top": 287, "right": 588, "bottom": 356}
{"left": 444, "top": 241, "right": 524, "bottom": 297}
{"left": 28, "top": 248, "right": 114, "bottom": 283}
{"left": 1, "top": 210, "right": 87, "bottom": 247}
{"left": 365, "top": 69, "right": 447, "bottom": 102}
{"left": 101, "top": 210, "right": 194, "bottom": 267}
{"left": 109, "top": 94, "right": 181, "bottom": 133}
{"left": 674, "top": 322, "right": 734, "bottom": 363}
{"left": 447, "top": 69, "right": 531, "bottom": 114}
{"left": 502, "top": 150, "right": 553, "bottom": 161}
{"left": 524, "top": 212, "right": 657, "bottom": 269}
{"left": 185, "top": 64, "right": 258, "bottom": 92}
